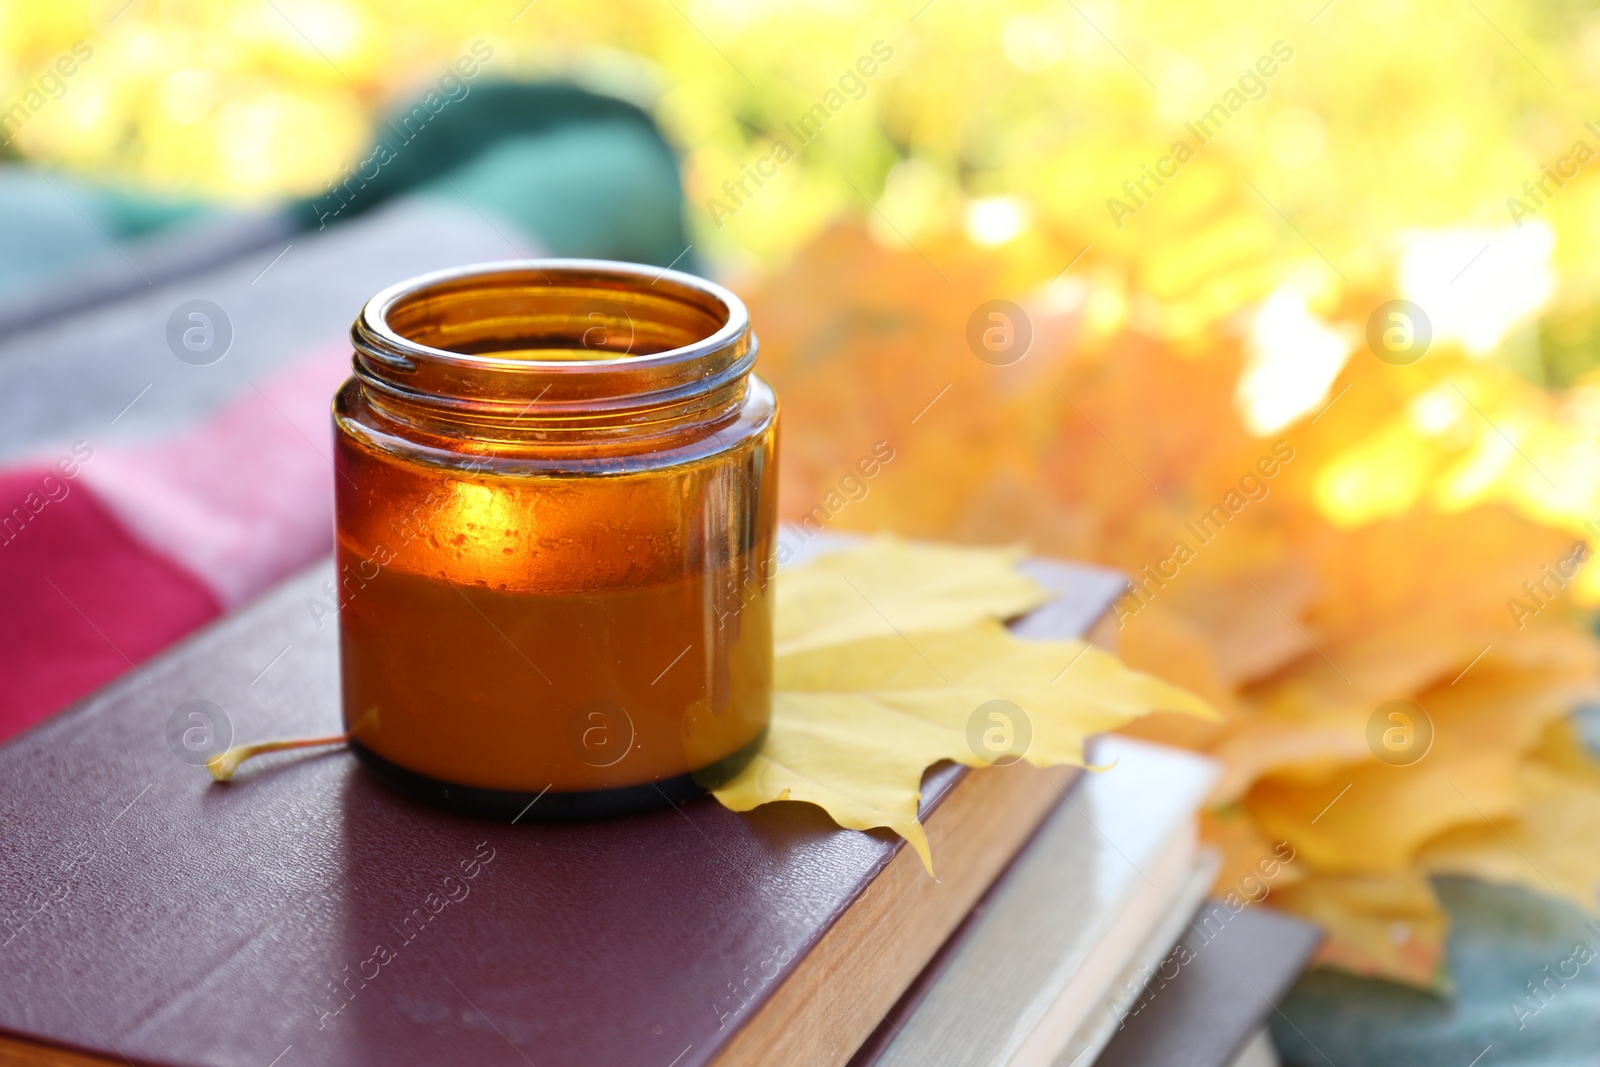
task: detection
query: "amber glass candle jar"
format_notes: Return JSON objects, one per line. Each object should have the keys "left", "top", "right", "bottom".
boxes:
{"left": 332, "top": 260, "right": 777, "bottom": 818}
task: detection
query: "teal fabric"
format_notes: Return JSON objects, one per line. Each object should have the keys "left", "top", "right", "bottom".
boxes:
{"left": 0, "top": 80, "right": 693, "bottom": 301}
{"left": 1272, "top": 879, "right": 1600, "bottom": 1066}
{"left": 408, "top": 122, "right": 690, "bottom": 265}
{"left": 1572, "top": 705, "right": 1600, "bottom": 756}
{"left": 294, "top": 81, "right": 693, "bottom": 268}
{"left": 0, "top": 168, "right": 208, "bottom": 291}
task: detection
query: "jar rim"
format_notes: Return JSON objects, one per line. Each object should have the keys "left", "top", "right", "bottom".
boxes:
{"left": 349, "top": 258, "right": 757, "bottom": 426}
{"left": 355, "top": 258, "right": 750, "bottom": 373}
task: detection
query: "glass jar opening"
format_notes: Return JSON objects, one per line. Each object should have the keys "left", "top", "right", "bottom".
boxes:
{"left": 350, "top": 260, "right": 756, "bottom": 422}
{"left": 383, "top": 263, "right": 731, "bottom": 361}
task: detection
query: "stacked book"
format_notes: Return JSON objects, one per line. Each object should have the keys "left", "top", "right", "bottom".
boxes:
{"left": 0, "top": 537, "right": 1317, "bottom": 1067}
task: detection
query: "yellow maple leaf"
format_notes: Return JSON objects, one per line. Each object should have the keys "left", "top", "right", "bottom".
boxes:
{"left": 717, "top": 543, "right": 1214, "bottom": 873}
{"left": 774, "top": 535, "right": 1049, "bottom": 657}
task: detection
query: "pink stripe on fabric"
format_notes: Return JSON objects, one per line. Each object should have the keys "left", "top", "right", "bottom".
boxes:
{"left": 0, "top": 468, "right": 221, "bottom": 741}
{"left": 82, "top": 346, "right": 352, "bottom": 608}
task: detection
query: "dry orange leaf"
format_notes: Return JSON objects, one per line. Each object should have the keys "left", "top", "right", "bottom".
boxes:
{"left": 1420, "top": 722, "right": 1600, "bottom": 911}
{"left": 746, "top": 223, "right": 1600, "bottom": 988}
{"left": 1274, "top": 871, "right": 1453, "bottom": 993}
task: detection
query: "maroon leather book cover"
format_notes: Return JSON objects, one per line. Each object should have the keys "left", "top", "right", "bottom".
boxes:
{"left": 0, "top": 553, "right": 1125, "bottom": 1067}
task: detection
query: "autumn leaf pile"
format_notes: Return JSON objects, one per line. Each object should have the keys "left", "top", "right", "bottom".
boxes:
{"left": 745, "top": 224, "right": 1600, "bottom": 990}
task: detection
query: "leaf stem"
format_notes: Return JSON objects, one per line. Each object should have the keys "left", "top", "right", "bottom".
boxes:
{"left": 206, "top": 732, "right": 351, "bottom": 782}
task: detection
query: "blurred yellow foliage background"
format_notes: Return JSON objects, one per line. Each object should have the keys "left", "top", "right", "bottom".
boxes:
{"left": 8, "top": 0, "right": 1600, "bottom": 989}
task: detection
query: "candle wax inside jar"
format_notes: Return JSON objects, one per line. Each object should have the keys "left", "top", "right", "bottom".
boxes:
{"left": 337, "top": 546, "right": 771, "bottom": 792}
{"left": 333, "top": 429, "right": 775, "bottom": 795}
